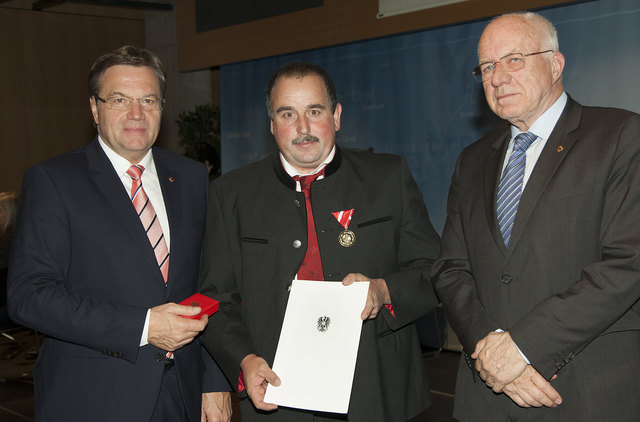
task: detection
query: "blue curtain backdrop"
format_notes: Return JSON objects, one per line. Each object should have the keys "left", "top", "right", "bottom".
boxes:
{"left": 220, "top": 0, "right": 640, "bottom": 234}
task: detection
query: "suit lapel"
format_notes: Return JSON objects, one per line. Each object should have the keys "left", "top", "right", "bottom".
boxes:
{"left": 507, "top": 99, "right": 582, "bottom": 250}
{"left": 87, "top": 139, "right": 167, "bottom": 286}
{"left": 153, "top": 148, "right": 182, "bottom": 291}
{"left": 483, "top": 129, "right": 511, "bottom": 254}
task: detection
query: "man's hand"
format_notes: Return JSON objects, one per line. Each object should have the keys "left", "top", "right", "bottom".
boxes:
{"left": 201, "top": 392, "right": 232, "bottom": 422}
{"left": 342, "top": 273, "right": 390, "bottom": 320}
{"left": 240, "top": 354, "right": 280, "bottom": 411}
{"left": 503, "top": 365, "right": 562, "bottom": 408}
{"left": 472, "top": 331, "right": 527, "bottom": 391}
{"left": 148, "top": 303, "right": 208, "bottom": 352}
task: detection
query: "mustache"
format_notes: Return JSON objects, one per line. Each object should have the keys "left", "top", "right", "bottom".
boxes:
{"left": 292, "top": 134, "right": 320, "bottom": 145}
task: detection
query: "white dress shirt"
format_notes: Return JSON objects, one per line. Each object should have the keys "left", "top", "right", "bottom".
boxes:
{"left": 501, "top": 92, "right": 568, "bottom": 186}
{"left": 98, "top": 137, "right": 170, "bottom": 347}
{"left": 280, "top": 145, "right": 336, "bottom": 192}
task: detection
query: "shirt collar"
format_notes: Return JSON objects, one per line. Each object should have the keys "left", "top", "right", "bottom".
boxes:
{"left": 511, "top": 92, "right": 568, "bottom": 140}
{"left": 98, "top": 135, "right": 156, "bottom": 178}
{"left": 279, "top": 145, "right": 336, "bottom": 179}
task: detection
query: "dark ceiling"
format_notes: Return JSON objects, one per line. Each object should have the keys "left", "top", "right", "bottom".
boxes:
{"left": 30, "top": 0, "right": 173, "bottom": 11}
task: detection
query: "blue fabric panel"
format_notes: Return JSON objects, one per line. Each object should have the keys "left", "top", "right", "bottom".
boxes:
{"left": 220, "top": 0, "right": 640, "bottom": 233}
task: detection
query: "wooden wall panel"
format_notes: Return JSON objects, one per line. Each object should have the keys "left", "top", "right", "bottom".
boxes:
{"left": 0, "top": 7, "right": 145, "bottom": 192}
{"left": 176, "top": 0, "right": 578, "bottom": 71}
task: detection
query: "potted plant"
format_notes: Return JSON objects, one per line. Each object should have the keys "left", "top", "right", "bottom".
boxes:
{"left": 176, "top": 103, "right": 221, "bottom": 179}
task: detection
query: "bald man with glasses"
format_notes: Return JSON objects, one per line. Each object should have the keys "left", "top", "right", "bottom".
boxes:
{"left": 433, "top": 11, "right": 640, "bottom": 421}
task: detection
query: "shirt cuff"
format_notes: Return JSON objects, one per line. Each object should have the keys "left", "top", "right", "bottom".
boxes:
{"left": 139, "top": 309, "right": 151, "bottom": 347}
{"left": 495, "top": 328, "right": 530, "bottom": 364}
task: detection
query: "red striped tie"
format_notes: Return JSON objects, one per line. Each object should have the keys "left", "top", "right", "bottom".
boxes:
{"left": 127, "top": 165, "right": 170, "bottom": 283}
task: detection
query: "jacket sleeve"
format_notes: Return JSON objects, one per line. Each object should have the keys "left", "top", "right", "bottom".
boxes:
{"left": 199, "top": 181, "right": 254, "bottom": 390}
{"left": 7, "top": 165, "right": 146, "bottom": 362}
{"left": 510, "top": 113, "right": 640, "bottom": 378}
{"left": 380, "top": 156, "right": 441, "bottom": 330}
{"left": 200, "top": 342, "right": 232, "bottom": 391}
{"left": 431, "top": 154, "right": 499, "bottom": 353}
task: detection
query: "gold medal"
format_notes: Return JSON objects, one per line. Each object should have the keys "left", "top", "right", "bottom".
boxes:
{"left": 333, "top": 209, "right": 356, "bottom": 247}
{"left": 338, "top": 229, "right": 356, "bottom": 247}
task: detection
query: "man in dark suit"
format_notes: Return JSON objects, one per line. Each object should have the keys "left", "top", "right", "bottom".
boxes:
{"left": 198, "top": 62, "right": 441, "bottom": 421}
{"left": 433, "top": 11, "right": 640, "bottom": 421}
{"left": 7, "top": 46, "right": 230, "bottom": 421}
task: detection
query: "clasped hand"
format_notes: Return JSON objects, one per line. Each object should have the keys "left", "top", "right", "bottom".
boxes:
{"left": 342, "top": 273, "right": 390, "bottom": 320}
{"left": 148, "top": 302, "right": 208, "bottom": 352}
{"left": 202, "top": 391, "right": 232, "bottom": 422}
{"left": 472, "top": 331, "right": 562, "bottom": 408}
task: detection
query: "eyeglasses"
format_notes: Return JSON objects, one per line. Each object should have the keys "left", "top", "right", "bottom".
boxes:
{"left": 95, "top": 95, "right": 165, "bottom": 111}
{"left": 472, "top": 50, "right": 554, "bottom": 82}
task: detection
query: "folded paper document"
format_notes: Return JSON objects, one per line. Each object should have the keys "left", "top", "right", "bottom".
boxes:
{"left": 264, "top": 279, "right": 369, "bottom": 413}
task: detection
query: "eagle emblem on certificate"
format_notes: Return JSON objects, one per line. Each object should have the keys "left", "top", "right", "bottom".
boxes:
{"left": 317, "top": 316, "right": 331, "bottom": 332}
{"left": 332, "top": 209, "right": 355, "bottom": 247}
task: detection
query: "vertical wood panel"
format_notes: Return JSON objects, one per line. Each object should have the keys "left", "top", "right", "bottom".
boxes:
{"left": 0, "top": 7, "right": 145, "bottom": 192}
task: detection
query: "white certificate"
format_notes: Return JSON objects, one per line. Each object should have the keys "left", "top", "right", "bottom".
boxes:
{"left": 264, "top": 279, "right": 369, "bottom": 414}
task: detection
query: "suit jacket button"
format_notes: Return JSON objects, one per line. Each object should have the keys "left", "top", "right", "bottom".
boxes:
{"left": 294, "top": 199, "right": 301, "bottom": 207}
{"left": 155, "top": 353, "right": 164, "bottom": 362}
{"left": 293, "top": 240, "right": 302, "bottom": 248}
{"left": 501, "top": 274, "right": 513, "bottom": 284}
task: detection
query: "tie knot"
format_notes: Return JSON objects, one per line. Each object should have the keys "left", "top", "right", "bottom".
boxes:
{"left": 127, "top": 165, "right": 145, "bottom": 180}
{"left": 294, "top": 171, "right": 323, "bottom": 192}
{"left": 514, "top": 132, "right": 536, "bottom": 152}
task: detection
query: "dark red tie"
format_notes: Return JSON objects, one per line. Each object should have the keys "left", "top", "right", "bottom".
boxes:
{"left": 294, "top": 171, "right": 324, "bottom": 280}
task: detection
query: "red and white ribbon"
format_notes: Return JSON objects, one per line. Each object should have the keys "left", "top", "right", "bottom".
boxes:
{"left": 332, "top": 209, "right": 354, "bottom": 229}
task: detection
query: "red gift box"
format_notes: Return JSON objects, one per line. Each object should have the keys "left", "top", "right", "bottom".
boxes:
{"left": 179, "top": 293, "right": 219, "bottom": 319}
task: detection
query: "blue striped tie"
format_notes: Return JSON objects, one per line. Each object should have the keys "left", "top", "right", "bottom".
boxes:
{"left": 496, "top": 132, "right": 536, "bottom": 246}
